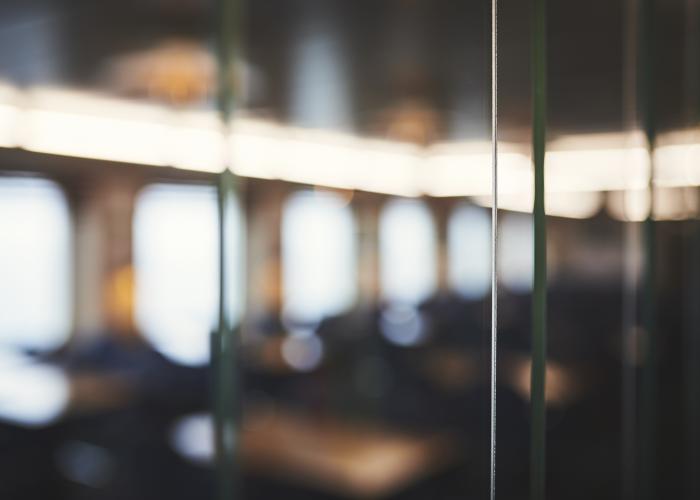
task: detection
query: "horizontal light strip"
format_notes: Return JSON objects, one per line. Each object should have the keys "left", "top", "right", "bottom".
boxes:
{"left": 0, "top": 84, "right": 699, "bottom": 208}
{"left": 473, "top": 190, "right": 604, "bottom": 219}
{"left": 230, "top": 121, "right": 422, "bottom": 196}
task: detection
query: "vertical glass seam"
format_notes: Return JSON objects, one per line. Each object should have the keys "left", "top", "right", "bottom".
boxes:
{"left": 531, "top": 0, "right": 548, "bottom": 498}
{"left": 215, "top": 1, "right": 243, "bottom": 499}
{"left": 638, "top": 0, "right": 657, "bottom": 497}
{"left": 490, "top": 0, "right": 498, "bottom": 498}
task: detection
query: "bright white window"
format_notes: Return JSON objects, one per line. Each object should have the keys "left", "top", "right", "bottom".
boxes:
{"left": 0, "top": 177, "right": 72, "bottom": 351}
{"left": 499, "top": 212, "right": 534, "bottom": 292}
{"left": 379, "top": 199, "right": 437, "bottom": 304}
{"left": 133, "top": 184, "right": 221, "bottom": 366}
{"left": 282, "top": 190, "right": 357, "bottom": 325}
{"left": 448, "top": 203, "right": 491, "bottom": 299}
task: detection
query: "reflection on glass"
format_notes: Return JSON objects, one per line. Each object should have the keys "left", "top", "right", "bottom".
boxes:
{"left": 0, "top": 348, "right": 69, "bottom": 427}
{"left": 0, "top": 1, "right": 699, "bottom": 499}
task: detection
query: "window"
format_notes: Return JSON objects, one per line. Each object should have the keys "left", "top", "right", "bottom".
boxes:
{"left": 282, "top": 190, "right": 357, "bottom": 325}
{"left": 0, "top": 177, "right": 72, "bottom": 351}
{"left": 379, "top": 198, "right": 437, "bottom": 304}
{"left": 499, "top": 212, "right": 533, "bottom": 293}
{"left": 133, "top": 184, "right": 221, "bottom": 366}
{"left": 448, "top": 203, "right": 491, "bottom": 299}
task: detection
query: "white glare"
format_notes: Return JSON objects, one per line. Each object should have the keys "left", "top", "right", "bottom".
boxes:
{"left": 282, "top": 191, "right": 357, "bottom": 324}
{"left": 499, "top": 213, "right": 534, "bottom": 293}
{"left": 448, "top": 204, "right": 491, "bottom": 299}
{"left": 134, "top": 184, "right": 219, "bottom": 365}
{"left": 379, "top": 199, "right": 437, "bottom": 304}
{"left": 0, "top": 350, "right": 69, "bottom": 427}
{"left": 0, "top": 177, "right": 72, "bottom": 350}
{"left": 281, "top": 334, "right": 324, "bottom": 372}
{"left": 170, "top": 413, "right": 215, "bottom": 464}
{"left": 379, "top": 304, "right": 426, "bottom": 347}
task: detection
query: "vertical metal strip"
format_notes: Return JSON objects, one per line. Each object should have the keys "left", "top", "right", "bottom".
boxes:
{"left": 685, "top": 0, "right": 700, "bottom": 125}
{"left": 215, "top": 171, "right": 239, "bottom": 500}
{"left": 684, "top": 216, "right": 700, "bottom": 500}
{"left": 490, "top": 0, "right": 498, "bottom": 498}
{"left": 638, "top": 0, "right": 657, "bottom": 497}
{"left": 531, "top": 0, "right": 547, "bottom": 498}
{"left": 639, "top": 196, "right": 656, "bottom": 500}
{"left": 215, "top": 1, "right": 242, "bottom": 499}
{"left": 621, "top": 222, "right": 640, "bottom": 500}
{"left": 621, "top": 1, "right": 640, "bottom": 499}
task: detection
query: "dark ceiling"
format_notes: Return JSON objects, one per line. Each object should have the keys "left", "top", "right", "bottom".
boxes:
{"left": 0, "top": 0, "right": 693, "bottom": 143}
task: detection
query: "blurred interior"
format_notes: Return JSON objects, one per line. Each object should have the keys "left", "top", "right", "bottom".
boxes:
{"left": 0, "top": 0, "right": 699, "bottom": 499}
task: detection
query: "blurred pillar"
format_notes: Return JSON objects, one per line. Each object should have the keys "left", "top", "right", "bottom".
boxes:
{"left": 69, "top": 177, "right": 142, "bottom": 338}
{"left": 431, "top": 198, "right": 452, "bottom": 294}
{"left": 356, "top": 195, "right": 380, "bottom": 306}
{"left": 246, "top": 184, "right": 284, "bottom": 322}
{"left": 215, "top": 0, "right": 244, "bottom": 498}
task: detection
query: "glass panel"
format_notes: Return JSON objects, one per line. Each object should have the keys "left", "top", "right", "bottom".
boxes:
{"left": 237, "top": 2, "right": 495, "bottom": 498}
{"left": 534, "top": 0, "right": 627, "bottom": 495}
{"left": 0, "top": 2, "right": 221, "bottom": 500}
{"left": 3, "top": 1, "right": 700, "bottom": 500}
